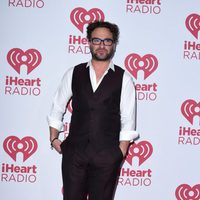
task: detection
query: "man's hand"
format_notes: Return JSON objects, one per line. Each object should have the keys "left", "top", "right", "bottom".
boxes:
{"left": 51, "top": 139, "right": 62, "bottom": 154}
{"left": 119, "top": 141, "right": 130, "bottom": 157}
{"left": 50, "top": 127, "right": 62, "bottom": 154}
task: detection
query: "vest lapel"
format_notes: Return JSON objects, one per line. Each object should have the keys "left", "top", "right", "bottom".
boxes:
{"left": 85, "top": 67, "right": 94, "bottom": 96}
{"left": 93, "top": 68, "right": 113, "bottom": 96}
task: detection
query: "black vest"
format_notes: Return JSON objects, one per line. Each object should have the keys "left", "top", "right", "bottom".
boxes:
{"left": 68, "top": 63, "right": 124, "bottom": 151}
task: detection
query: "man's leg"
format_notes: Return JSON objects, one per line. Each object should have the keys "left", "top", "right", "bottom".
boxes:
{"left": 88, "top": 146, "right": 124, "bottom": 200}
{"left": 62, "top": 144, "right": 89, "bottom": 200}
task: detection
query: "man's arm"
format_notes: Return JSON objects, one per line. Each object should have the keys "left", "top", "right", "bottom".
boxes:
{"left": 50, "top": 127, "right": 62, "bottom": 153}
{"left": 119, "top": 71, "right": 139, "bottom": 156}
{"left": 47, "top": 67, "right": 74, "bottom": 153}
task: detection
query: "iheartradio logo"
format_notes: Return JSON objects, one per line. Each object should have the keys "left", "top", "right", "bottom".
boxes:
{"left": 3, "top": 136, "right": 38, "bottom": 162}
{"left": 70, "top": 7, "right": 105, "bottom": 33}
{"left": 126, "top": 141, "right": 153, "bottom": 166}
{"left": 181, "top": 99, "right": 200, "bottom": 125}
{"left": 185, "top": 14, "right": 200, "bottom": 39}
{"left": 7, "top": 48, "right": 42, "bottom": 74}
{"left": 175, "top": 184, "right": 200, "bottom": 200}
{"left": 124, "top": 53, "right": 158, "bottom": 80}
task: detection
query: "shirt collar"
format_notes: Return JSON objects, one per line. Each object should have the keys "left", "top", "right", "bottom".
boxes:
{"left": 86, "top": 60, "right": 115, "bottom": 71}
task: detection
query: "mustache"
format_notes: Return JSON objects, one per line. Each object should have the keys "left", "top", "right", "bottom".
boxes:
{"left": 96, "top": 47, "right": 107, "bottom": 51}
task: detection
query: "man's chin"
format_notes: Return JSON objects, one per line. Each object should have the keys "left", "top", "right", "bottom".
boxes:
{"left": 93, "top": 53, "right": 114, "bottom": 61}
{"left": 93, "top": 57, "right": 110, "bottom": 61}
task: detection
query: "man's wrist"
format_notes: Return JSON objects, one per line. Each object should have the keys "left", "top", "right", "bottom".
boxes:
{"left": 119, "top": 141, "right": 130, "bottom": 156}
{"left": 50, "top": 137, "right": 59, "bottom": 149}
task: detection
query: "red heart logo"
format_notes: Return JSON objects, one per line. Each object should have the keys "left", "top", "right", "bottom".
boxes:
{"left": 126, "top": 141, "right": 153, "bottom": 166}
{"left": 176, "top": 184, "right": 200, "bottom": 200}
{"left": 181, "top": 99, "right": 200, "bottom": 125}
{"left": 185, "top": 13, "right": 200, "bottom": 39}
{"left": 3, "top": 136, "right": 38, "bottom": 162}
{"left": 70, "top": 7, "right": 105, "bottom": 33}
{"left": 125, "top": 53, "right": 158, "bottom": 80}
{"left": 7, "top": 48, "right": 42, "bottom": 74}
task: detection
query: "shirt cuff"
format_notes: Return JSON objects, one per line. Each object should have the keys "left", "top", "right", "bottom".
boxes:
{"left": 119, "top": 130, "right": 139, "bottom": 142}
{"left": 47, "top": 116, "right": 63, "bottom": 131}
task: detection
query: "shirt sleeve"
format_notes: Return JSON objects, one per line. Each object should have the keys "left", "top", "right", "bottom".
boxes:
{"left": 119, "top": 71, "right": 139, "bottom": 141}
{"left": 47, "top": 67, "right": 74, "bottom": 131}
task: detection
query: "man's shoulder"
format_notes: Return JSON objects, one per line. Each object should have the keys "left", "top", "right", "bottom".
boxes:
{"left": 72, "top": 62, "right": 88, "bottom": 78}
{"left": 114, "top": 64, "right": 134, "bottom": 82}
{"left": 74, "top": 62, "right": 88, "bottom": 70}
{"left": 114, "top": 64, "right": 125, "bottom": 73}
{"left": 62, "top": 62, "right": 87, "bottom": 79}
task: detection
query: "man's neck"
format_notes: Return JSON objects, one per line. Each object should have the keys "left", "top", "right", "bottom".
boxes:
{"left": 91, "top": 59, "right": 111, "bottom": 83}
{"left": 91, "top": 59, "right": 111, "bottom": 72}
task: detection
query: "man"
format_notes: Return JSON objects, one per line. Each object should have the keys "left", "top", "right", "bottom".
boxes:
{"left": 47, "top": 21, "right": 138, "bottom": 200}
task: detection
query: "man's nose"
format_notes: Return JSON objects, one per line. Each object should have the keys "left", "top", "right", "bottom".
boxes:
{"left": 99, "top": 41, "right": 105, "bottom": 48}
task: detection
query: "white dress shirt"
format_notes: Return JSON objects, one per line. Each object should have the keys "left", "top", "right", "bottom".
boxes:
{"left": 47, "top": 61, "right": 138, "bottom": 141}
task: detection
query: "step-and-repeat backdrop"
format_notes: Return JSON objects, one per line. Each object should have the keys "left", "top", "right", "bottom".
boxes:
{"left": 0, "top": 1, "right": 200, "bottom": 200}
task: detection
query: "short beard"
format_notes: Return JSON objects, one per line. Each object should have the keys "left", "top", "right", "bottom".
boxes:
{"left": 90, "top": 47, "right": 115, "bottom": 61}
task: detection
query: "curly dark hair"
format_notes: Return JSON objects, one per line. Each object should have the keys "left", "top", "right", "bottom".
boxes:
{"left": 86, "top": 21, "right": 120, "bottom": 44}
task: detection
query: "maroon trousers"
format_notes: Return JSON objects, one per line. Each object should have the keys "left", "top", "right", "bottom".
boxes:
{"left": 61, "top": 142, "right": 123, "bottom": 200}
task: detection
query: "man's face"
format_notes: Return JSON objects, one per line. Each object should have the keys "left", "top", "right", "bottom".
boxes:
{"left": 89, "top": 27, "right": 116, "bottom": 61}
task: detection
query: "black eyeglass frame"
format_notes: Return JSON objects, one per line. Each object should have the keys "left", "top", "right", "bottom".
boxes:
{"left": 90, "top": 37, "right": 114, "bottom": 46}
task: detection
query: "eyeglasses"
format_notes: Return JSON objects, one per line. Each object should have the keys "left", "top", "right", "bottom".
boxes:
{"left": 90, "top": 38, "right": 114, "bottom": 46}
